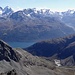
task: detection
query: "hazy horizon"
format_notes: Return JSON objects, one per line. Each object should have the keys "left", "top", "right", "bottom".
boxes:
{"left": 0, "top": 0, "right": 75, "bottom": 12}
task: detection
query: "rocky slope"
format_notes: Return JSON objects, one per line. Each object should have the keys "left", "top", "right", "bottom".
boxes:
{"left": 0, "top": 40, "right": 20, "bottom": 61}
{"left": 0, "top": 39, "right": 75, "bottom": 75}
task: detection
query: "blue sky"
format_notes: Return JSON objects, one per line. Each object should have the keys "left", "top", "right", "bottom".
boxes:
{"left": 0, "top": 0, "right": 75, "bottom": 11}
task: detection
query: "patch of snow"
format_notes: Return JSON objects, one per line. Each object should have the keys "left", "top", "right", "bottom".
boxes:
{"left": 66, "top": 24, "right": 75, "bottom": 31}
{"left": 34, "top": 10, "right": 37, "bottom": 13}
{"left": 70, "top": 10, "right": 74, "bottom": 14}
{"left": 27, "top": 14, "right": 31, "bottom": 17}
{"left": 58, "top": 27, "right": 66, "bottom": 35}
{"left": 54, "top": 59, "right": 61, "bottom": 67}
{"left": 0, "top": 10, "right": 2, "bottom": 14}
{"left": 41, "top": 9, "right": 47, "bottom": 13}
{"left": 59, "top": 12, "right": 63, "bottom": 16}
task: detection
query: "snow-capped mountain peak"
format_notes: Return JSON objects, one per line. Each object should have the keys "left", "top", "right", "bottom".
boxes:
{"left": 4, "top": 6, "right": 11, "bottom": 10}
{"left": 3, "top": 6, "right": 13, "bottom": 13}
{"left": 0, "top": 6, "right": 13, "bottom": 17}
{"left": 67, "top": 10, "right": 75, "bottom": 14}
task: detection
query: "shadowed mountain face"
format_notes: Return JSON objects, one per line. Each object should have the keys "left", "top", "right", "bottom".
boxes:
{"left": 26, "top": 35, "right": 75, "bottom": 66}
{"left": 0, "top": 39, "right": 75, "bottom": 75}
{"left": 26, "top": 35, "right": 75, "bottom": 56}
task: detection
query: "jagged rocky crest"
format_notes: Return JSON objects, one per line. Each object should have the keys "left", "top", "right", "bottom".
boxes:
{"left": 0, "top": 40, "right": 21, "bottom": 62}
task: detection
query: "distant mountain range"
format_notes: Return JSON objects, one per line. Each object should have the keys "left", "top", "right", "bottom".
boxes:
{"left": 0, "top": 6, "right": 75, "bottom": 41}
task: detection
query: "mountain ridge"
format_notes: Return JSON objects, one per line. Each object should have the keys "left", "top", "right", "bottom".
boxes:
{"left": 25, "top": 34, "right": 75, "bottom": 66}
